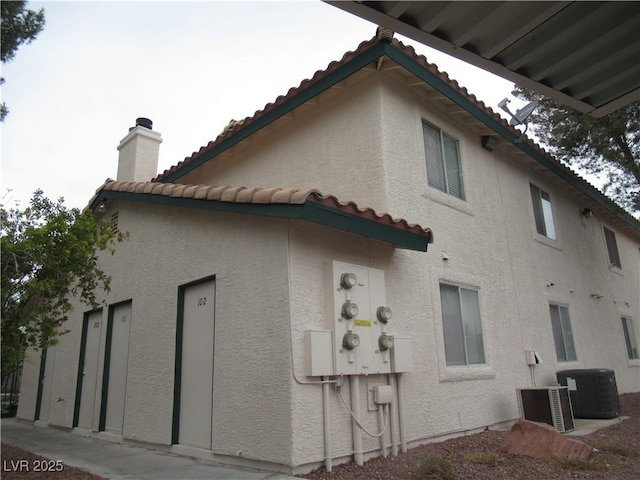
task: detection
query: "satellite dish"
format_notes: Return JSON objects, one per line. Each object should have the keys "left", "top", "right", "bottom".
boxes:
{"left": 510, "top": 101, "right": 538, "bottom": 126}
{"left": 498, "top": 97, "right": 539, "bottom": 143}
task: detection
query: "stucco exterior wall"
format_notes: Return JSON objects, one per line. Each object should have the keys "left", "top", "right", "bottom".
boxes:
{"left": 179, "top": 74, "right": 391, "bottom": 215}
{"left": 17, "top": 66, "right": 639, "bottom": 473}
{"left": 19, "top": 202, "right": 294, "bottom": 467}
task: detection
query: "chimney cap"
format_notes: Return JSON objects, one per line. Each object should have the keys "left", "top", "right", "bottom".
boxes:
{"left": 129, "top": 117, "right": 153, "bottom": 132}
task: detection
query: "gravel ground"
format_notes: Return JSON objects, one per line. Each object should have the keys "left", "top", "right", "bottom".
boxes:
{"left": 299, "top": 392, "right": 640, "bottom": 480}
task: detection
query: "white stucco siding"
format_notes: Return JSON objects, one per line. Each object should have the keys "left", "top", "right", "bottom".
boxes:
{"left": 287, "top": 220, "right": 397, "bottom": 467}
{"left": 179, "top": 74, "right": 390, "bottom": 215}
{"left": 20, "top": 202, "right": 294, "bottom": 465}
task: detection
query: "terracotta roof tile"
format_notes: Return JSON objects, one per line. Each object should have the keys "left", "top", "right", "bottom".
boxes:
{"left": 89, "top": 179, "right": 433, "bottom": 245}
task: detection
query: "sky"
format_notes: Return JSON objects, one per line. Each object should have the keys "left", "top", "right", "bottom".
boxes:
{"left": 2, "top": 0, "right": 518, "bottom": 210}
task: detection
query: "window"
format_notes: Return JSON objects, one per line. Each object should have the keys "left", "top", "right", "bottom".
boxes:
{"left": 604, "top": 227, "right": 621, "bottom": 268}
{"left": 440, "top": 283, "right": 485, "bottom": 365}
{"left": 530, "top": 184, "right": 556, "bottom": 239}
{"left": 550, "top": 304, "right": 577, "bottom": 362}
{"left": 423, "top": 121, "right": 465, "bottom": 199}
{"left": 622, "top": 317, "right": 639, "bottom": 360}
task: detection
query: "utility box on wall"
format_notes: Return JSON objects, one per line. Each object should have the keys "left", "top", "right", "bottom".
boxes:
{"left": 324, "top": 261, "right": 396, "bottom": 376}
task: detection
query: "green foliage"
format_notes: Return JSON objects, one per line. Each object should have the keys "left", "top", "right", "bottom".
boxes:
{"left": 415, "top": 456, "right": 458, "bottom": 480}
{"left": 1, "top": 191, "right": 127, "bottom": 378}
{"left": 1, "top": 0, "right": 45, "bottom": 63}
{"left": 513, "top": 86, "right": 640, "bottom": 214}
{"left": 465, "top": 451, "right": 505, "bottom": 466}
{"left": 1, "top": 0, "right": 46, "bottom": 121}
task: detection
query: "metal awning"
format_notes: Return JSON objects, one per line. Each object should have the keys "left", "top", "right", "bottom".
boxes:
{"left": 327, "top": 1, "right": 640, "bottom": 117}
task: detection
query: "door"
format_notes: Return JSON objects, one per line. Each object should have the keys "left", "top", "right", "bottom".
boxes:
{"left": 100, "top": 301, "right": 132, "bottom": 434}
{"left": 174, "top": 278, "right": 216, "bottom": 449}
{"left": 74, "top": 310, "right": 102, "bottom": 429}
{"left": 34, "top": 345, "right": 57, "bottom": 422}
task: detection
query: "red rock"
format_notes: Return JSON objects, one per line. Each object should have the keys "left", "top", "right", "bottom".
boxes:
{"left": 501, "top": 419, "right": 592, "bottom": 461}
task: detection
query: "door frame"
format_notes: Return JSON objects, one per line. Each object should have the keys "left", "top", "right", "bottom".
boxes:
{"left": 99, "top": 299, "right": 132, "bottom": 432}
{"left": 171, "top": 275, "right": 216, "bottom": 445}
{"left": 72, "top": 309, "right": 102, "bottom": 428}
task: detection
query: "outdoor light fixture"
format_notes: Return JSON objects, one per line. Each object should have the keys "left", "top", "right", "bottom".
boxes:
{"left": 376, "top": 306, "right": 392, "bottom": 324}
{"left": 96, "top": 200, "right": 107, "bottom": 214}
{"left": 340, "top": 272, "right": 358, "bottom": 289}
{"left": 342, "top": 301, "right": 359, "bottom": 320}
{"left": 343, "top": 332, "right": 360, "bottom": 350}
{"left": 378, "top": 334, "right": 394, "bottom": 351}
{"left": 582, "top": 208, "right": 594, "bottom": 218}
{"left": 481, "top": 135, "right": 497, "bottom": 152}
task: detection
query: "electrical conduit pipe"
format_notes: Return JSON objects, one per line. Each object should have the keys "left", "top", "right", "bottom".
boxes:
{"left": 388, "top": 374, "right": 399, "bottom": 456}
{"left": 350, "top": 375, "right": 364, "bottom": 466}
{"left": 322, "top": 379, "right": 332, "bottom": 472}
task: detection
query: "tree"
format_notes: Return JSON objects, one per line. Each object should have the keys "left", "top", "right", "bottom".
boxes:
{"left": 1, "top": 1, "right": 46, "bottom": 121}
{"left": 513, "top": 86, "right": 640, "bottom": 214}
{"left": 1, "top": 191, "right": 127, "bottom": 379}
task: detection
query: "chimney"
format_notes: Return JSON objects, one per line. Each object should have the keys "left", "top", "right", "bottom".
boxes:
{"left": 116, "top": 117, "right": 162, "bottom": 182}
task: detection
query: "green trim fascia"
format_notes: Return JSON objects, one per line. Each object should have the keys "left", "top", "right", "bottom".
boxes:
{"left": 96, "top": 190, "right": 429, "bottom": 251}
{"left": 380, "top": 43, "right": 639, "bottom": 233}
{"left": 302, "top": 202, "right": 430, "bottom": 252}
{"left": 160, "top": 42, "right": 388, "bottom": 184}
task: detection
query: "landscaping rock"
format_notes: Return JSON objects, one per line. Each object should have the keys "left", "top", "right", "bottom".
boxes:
{"left": 501, "top": 418, "right": 593, "bottom": 460}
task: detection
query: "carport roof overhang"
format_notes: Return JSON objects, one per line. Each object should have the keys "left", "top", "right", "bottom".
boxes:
{"left": 326, "top": 1, "right": 640, "bottom": 117}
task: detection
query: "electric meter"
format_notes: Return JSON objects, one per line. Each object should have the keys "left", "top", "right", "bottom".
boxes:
{"left": 343, "top": 332, "right": 360, "bottom": 350}
{"left": 342, "top": 301, "right": 359, "bottom": 319}
{"left": 376, "top": 306, "right": 392, "bottom": 323}
{"left": 378, "top": 334, "right": 394, "bottom": 351}
{"left": 340, "top": 272, "right": 358, "bottom": 290}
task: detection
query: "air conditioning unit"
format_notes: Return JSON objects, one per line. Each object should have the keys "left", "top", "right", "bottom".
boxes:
{"left": 557, "top": 369, "right": 620, "bottom": 419}
{"left": 517, "top": 387, "right": 574, "bottom": 432}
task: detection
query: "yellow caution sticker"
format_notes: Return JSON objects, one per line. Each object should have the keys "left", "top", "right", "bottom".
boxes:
{"left": 354, "top": 319, "right": 371, "bottom": 327}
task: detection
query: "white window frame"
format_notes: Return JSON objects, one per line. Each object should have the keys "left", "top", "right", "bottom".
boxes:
{"left": 603, "top": 227, "right": 622, "bottom": 268}
{"left": 439, "top": 283, "right": 485, "bottom": 366}
{"left": 549, "top": 304, "right": 577, "bottom": 362}
{"left": 423, "top": 121, "right": 465, "bottom": 200}
{"left": 622, "top": 316, "right": 639, "bottom": 360}
{"left": 530, "top": 184, "right": 557, "bottom": 240}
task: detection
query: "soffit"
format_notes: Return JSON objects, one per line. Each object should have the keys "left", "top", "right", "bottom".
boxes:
{"left": 327, "top": 1, "right": 640, "bottom": 117}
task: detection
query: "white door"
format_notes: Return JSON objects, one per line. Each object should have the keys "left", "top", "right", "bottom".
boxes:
{"left": 38, "top": 345, "right": 57, "bottom": 422}
{"left": 104, "top": 302, "right": 131, "bottom": 434}
{"left": 77, "top": 311, "right": 102, "bottom": 430}
{"left": 179, "top": 279, "right": 215, "bottom": 449}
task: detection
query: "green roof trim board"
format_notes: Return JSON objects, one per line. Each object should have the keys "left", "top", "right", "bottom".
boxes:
{"left": 90, "top": 182, "right": 433, "bottom": 252}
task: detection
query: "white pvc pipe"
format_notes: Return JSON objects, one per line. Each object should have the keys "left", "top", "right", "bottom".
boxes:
{"left": 388, "top": 374, "right": 399, "bottom": 456}
{"left": 350, "top": 375, "right": 364, "bottom": 466}
{"left": 397, "top": 373, "right": 407, "bottom": 453}
{"left": 378, "top": 404, "right": 387, "bottom": 458}
{"left": 322, "top": 379, "right": 332, "bottom": 472}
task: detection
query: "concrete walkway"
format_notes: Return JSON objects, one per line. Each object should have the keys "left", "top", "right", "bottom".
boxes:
{"left": 1, "top": 418, "right": 299, "bottom": 480}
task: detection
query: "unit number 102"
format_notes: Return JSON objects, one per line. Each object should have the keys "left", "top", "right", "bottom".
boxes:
{"left": 197, "top": 297, "right": 207, "bottom": 307}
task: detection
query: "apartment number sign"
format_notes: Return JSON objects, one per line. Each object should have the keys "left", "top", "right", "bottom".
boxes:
{"left": 197, "top": 297, "right": 207, "bottom": 307}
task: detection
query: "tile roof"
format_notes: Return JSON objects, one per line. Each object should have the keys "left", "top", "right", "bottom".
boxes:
{"left": 89, "top": 179, "right": 434, "bottom": 251}
{"left": 152, "top": 30, "right": 639, "bottom": 235}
